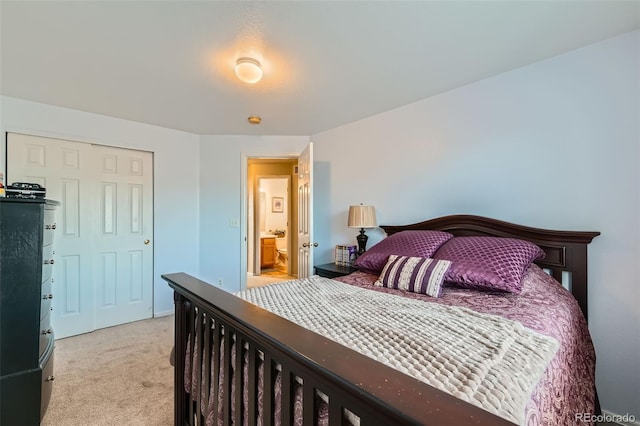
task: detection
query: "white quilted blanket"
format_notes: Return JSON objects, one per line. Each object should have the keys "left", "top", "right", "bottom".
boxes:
{"left": 236, "top": 276, "right": 558, "bottom": 424}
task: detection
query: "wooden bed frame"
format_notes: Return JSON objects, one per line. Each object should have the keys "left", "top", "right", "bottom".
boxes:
{"left": 162, "top": 215, "right": 599, "bottom": 426}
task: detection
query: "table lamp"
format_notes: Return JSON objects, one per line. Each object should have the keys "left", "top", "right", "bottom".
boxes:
{"left": 347, "top": 204, "right": 377, "bottom": 256}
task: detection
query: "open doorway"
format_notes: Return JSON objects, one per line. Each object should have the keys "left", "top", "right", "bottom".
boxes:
{"left": 246, "top": 158, "right": 298, "bottom": 288}
{"left": 258, "top": 177, "right": 289, "bottom": 275}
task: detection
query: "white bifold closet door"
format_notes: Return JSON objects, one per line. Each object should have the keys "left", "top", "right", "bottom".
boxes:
{"left": 7, "top": 133, "right": 153, "bottom": 338}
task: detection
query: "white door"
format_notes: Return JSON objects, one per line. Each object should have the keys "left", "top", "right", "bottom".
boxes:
{"left": 8, "top": 134, "right": 95, "bottom": 337}
{"left": 297, "top": 142, "right": 315, "bottom": 278}
{"left": 7, "top": 133, "right": 154, "bottom": 338}
{"left": 92, "top": 145, "right": 153, "bottom": 329}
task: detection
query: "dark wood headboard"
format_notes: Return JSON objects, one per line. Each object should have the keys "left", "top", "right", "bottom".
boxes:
{"left": 381, "top": 215, "right": 600, "bottom": 321}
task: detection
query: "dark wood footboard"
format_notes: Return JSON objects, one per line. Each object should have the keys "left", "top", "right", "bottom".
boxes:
{"left": 163, "top": 272, "right": 512, "bottom": 426}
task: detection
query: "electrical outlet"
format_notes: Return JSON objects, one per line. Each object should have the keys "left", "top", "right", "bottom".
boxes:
{"left": 217, "top": 278, "right": 223, "bottom": 287}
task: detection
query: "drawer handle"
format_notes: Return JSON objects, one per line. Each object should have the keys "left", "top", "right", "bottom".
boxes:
{"left": 42, "top": 294, "right": 54, "bottom": 300}
{"left": 45, "top": 224, "right": 57, "bottom": 230}
{"left": 41, "top": 328, "right": 53, "bottom": 335}
{"left": 45, "top": 376, "right": 55, "bottom": 382}
{"left": 44, "top": 259, "right": 55, "bottom": 265}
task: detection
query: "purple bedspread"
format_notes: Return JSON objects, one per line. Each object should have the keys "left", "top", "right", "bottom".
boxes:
{"left": 335, "top": 264, "right": 596, "bottom": 425}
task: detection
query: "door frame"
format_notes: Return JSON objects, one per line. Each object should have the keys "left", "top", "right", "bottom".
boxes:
{"left": 241, "top": 154, "right": 298, "bottom": 290}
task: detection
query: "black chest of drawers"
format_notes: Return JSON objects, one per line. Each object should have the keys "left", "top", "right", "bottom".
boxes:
{"left": 0, "top": 198, "right": 59, "bottom": 425}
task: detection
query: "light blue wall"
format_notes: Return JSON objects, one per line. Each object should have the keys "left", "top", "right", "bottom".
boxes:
{"left": 312, "top": 30, "right": 639, "bottom": 420}
{"left": 0, "top": 96, "right": 201, "bottom": 316}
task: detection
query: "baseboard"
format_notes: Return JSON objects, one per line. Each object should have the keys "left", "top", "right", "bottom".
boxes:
{"left": 154, "top": 309, "right": 174, "bottom": 318}
{"left": 600, "top": 409, "right": 639, "bottom": 426}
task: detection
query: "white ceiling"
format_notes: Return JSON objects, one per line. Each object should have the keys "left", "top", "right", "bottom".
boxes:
{"left": 1, "top": 1, "right": 638, "bottom": 136}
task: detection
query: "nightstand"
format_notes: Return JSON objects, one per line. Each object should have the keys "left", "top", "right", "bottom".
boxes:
{"left": 314, "top": 263, "right": 356, "bottom": 279}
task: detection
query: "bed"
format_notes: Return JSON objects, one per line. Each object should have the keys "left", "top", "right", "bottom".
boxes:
{"left": 162, "top": 214, "right": 600, "bottom": 425}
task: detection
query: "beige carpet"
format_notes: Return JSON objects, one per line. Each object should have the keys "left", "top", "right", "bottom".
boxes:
{"left": 247, "top": 273, "right": 297, "bottom": 288}
{"left": 41, "top": 315, "right": 174, "bottom": 426}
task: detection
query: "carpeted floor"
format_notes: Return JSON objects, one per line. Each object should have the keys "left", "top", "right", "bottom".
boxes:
{"left": 41, "top": 315, "right": 174, "bottom": 426}
{"left": 248, "top": 269, "right": 297, "bottom": 288}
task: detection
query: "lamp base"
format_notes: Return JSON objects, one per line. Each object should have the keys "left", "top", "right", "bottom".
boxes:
{"left": 356, "top": 228, "right": 369, "bottom": 257}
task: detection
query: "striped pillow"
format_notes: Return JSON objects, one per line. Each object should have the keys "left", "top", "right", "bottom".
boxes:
{"left": 374, "top": 255, "right": 452, "bottom": 298}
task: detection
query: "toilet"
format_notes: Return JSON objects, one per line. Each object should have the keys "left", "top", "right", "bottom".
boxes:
{"left": 275, "top": 237, "right": 287, "bottom": 266}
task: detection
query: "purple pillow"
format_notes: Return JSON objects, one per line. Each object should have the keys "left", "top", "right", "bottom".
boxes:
{"left": 374, "top": 255, "right": 452, "bottom": 298}
{"left": 354, "top": 230, "right": 453, "bottom": 273}
{"left": 433, "top": 236, "right": 545, "bottom": 293}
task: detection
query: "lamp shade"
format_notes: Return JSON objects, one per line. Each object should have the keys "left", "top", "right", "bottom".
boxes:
{"left": 347, "top": 205, "right": 377, "bottom": 228}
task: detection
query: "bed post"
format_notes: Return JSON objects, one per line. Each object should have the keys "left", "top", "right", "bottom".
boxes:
{"left": 566, "top": 242, "right": 589, "bottom": 322}
{"left": 174, "top": 291, "right": 188, "bottom": 425}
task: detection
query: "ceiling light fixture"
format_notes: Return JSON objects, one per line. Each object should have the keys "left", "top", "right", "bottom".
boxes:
{"left": 248, "top": 116, "right": 261, "bottom": 124}
{"left": 235, "top": 57, "right": 263, "bottom": 84}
